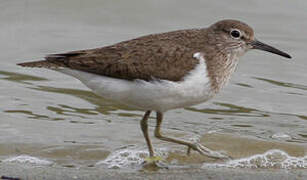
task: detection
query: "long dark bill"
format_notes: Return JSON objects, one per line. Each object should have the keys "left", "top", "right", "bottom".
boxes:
{"left": 251, "top": 40, "right": 292, "bottom": 59}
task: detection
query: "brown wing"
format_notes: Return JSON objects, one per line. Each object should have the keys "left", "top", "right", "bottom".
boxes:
{"left": 19, "top": 29, "right": 203, "bottom": 81}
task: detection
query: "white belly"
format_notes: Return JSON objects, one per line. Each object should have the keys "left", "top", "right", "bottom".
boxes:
{"left": 57, "top": 53, "right": 214, "bottom": 112}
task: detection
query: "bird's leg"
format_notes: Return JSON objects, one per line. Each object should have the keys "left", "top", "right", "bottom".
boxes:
{"left": 140, "top": 110, "right": 154, "bottom": 157}
{"left": 154, "top": 112, "right": 229, "bottom": 160}
{"left": 140, "top": 111, "right": 164, "bottom": 163}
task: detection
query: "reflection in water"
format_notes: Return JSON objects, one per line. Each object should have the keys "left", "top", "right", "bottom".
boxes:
{"left": 0, "top": 70, "right": 47, "bottom": 84}
{"left": 69, "top": 120, "right": 95, "bottom": 124}
{"left": 1, "top": 70, "right": 140, "bottom": 122}
{"left": 235, "top": 83, "right": 253, "bottom": 88}
{"left": 185, "top": 102, "right": 269, "bottom": 117}
{"left": 186, "top": 102, "right": 307, "bottom": 121}
{"left": 299, "top": 134, "right": 307, "bottom": 138}
{"left": 47, "top": 104, "right": 98, "bottom": 117}
{"left": 254, "top": 77, "right": 307, "bottom": 91}
{"left": 4, "top": 110, "right": 49, "bottom": 119}
{"left": 298, "top": 115, "right": 307, "bottom": 120}
{"left": 25, "top": 85, "right": 141, "bottom": 123}
{"left": 232, "top": 124, "right": 253, "bottom": 128}
{"left": 31, "top": 85, "right": 139, "bottom": 116}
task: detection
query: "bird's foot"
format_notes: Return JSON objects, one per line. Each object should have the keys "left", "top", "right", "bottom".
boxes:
{"left": 142, "top": 156, "right": 169, "bottom": 170}
{"left": 187, "top": 143, "right": 231, "bottom": 160}
{"left": 144, "top": 156, "right": 163, "bottom": 163}
{"left": 142, "top": 156, "right": 168, "bottom": 169}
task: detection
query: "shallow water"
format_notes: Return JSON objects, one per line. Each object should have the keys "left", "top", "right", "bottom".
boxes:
{"left": 0, "top": 0, "right": 306, "bottom": 172}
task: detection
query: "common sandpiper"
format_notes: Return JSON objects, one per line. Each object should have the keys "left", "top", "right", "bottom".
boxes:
{"left": 18, "top": 19, "right": 292, "bottom": 162}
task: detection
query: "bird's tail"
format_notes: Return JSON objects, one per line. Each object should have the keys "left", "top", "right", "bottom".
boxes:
{"left": 17, "top": 52, "right": 82, "bottom": 69}
{"left": 17, "top": 60, "right": 62, "bottom": 69}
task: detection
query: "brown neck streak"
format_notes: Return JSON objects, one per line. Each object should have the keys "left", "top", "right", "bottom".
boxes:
{"left": 200, "top": 29, "right": 245, "bottom": 94}
{"left": 205, "top": 47, "right": 241, "bottom": 94}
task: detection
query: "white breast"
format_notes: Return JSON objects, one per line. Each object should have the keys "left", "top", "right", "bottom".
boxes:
{"left": 57, "top": 52, "right": 213, "bottom": 112}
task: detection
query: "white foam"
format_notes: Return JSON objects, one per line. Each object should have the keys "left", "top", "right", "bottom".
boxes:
{"left": 3, "top": 155, "right": 53, "bottom": 166}
{"left": 96, "top": 147, "right": 168, "bottom": 169}
{"left": 271, "top": 133, "right": 292, "bottom": 140}
{"left": 202, "top": 149, "right": 307, "bottom": 169}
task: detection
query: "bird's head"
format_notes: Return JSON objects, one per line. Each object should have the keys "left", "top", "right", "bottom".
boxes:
{"left": 207, "top": 19, "right": 291, "bottom": 59}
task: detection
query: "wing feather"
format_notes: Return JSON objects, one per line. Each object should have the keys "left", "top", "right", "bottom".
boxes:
{"left": 19, "top": 29, "right": 204, "bottom": 81}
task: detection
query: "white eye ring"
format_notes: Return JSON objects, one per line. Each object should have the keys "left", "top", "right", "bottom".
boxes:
{"left": 230, "top": 29, "right": 241, "bottom": 39}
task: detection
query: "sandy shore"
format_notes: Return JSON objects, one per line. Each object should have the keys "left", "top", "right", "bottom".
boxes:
{"left": 1, "top": 163, "right": 306, "bottom": 180}
{"left": 1, "top": 133, "right": 306, "bottom": 180}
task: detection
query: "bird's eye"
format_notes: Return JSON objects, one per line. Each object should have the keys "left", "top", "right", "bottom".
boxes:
{"left": 230, "top": 29, "right": 241, "bottom": 39}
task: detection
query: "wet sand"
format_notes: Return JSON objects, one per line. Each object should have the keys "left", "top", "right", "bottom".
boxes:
{"left": 1, "top": 133, "right": 306, "bottom": 168}
{"left": 1, "top": 133, "right": 306, "bottom": 180}
{"left": 1, "top": 163, "right": 307, "bottom": 180}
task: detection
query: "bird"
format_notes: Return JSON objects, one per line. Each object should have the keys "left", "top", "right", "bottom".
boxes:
{"left": 18, "top": 19, "right": 291, "bottom": 162}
